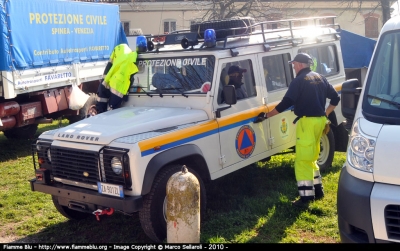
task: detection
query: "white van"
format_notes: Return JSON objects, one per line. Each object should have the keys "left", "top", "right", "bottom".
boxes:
{"left": 30, "top": 16, "right": 349, "bottom": 242}
{"left": 338, "top": 15, "right": 400, "bottom": 243}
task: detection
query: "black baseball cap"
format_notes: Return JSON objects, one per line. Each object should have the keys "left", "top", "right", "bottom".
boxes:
{"left": 228, "top": 65, "right": 247, "bottom": 75}
{"left": 288, "top": 53, "right": 312, "bottom": 64}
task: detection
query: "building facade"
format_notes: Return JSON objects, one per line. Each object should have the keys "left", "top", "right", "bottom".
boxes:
{"left": 78, "top": 0, "right": 396, "bottom": 39}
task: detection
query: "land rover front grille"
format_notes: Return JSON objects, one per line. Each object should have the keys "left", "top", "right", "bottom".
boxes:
{"left": 52, "top": 146, "right": 100, "bottom": 185}
{"left": 51, "top": 146, "right": 129, "bottom": 187}
{"left": 385, "top": 204, "right": 400, "bottom": 240}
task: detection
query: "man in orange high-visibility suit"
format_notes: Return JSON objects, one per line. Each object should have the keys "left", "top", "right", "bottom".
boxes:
{"left": 255, "top": 53, "right": 340, "bottom": 207}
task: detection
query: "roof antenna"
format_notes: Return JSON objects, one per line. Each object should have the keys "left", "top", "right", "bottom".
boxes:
{"left": 157, "top": 1, "right": 165, "bottom": 37}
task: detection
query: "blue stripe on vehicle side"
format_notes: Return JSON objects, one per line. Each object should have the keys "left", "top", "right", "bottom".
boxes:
{"left": 141, "top": 128, "right": 219, "bottom": 157}
{"left": 140, "top": 117, "right": 257, "bottom": 157}
{"left": 217, "top": 117, "right": 256, "bottom": 132}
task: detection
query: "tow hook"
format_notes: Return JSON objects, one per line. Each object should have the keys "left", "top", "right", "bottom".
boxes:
{"left": 92, "top": 208, "right": 114, "bottom": 221}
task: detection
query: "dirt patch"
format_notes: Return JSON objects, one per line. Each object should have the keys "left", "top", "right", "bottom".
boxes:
{"left": 0, "top": 235, "right": 19, "bottom": 243}
{"left": 0, "top": 235, "right": 38, "bottom": 243}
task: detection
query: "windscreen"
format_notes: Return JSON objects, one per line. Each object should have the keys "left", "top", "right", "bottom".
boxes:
{"left": 363, "top": 30, "right": 400, "bottom": 124}
{"left": 130, "top": 56, "right": 215, "bottom": 94}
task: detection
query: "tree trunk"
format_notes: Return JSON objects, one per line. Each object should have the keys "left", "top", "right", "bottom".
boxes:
{"left": 381, "top": 0, "right": 392, "bottom": 25}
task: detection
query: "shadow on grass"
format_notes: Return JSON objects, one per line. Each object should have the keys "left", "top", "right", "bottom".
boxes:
{"left": 0, "top": 122, "right": 66, "bottom": 162}
{"left": 7, "top": 159, "right": 307, "bottom": 244}
{"left": 320, "top": 152, "right": 345, "bottom": 178}
{"left": 0, "top": 137, "right": 34, "bottom": 162}
{"left": 9, "top": 213, "right": 153, "bottom": 243}
{"left": 3, "top": 150, "right": 344, "bottom": 243}
{"left": 200, "top": 156, "right": 309, "bottom": 243}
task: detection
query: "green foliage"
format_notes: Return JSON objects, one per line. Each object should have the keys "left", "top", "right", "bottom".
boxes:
{"left": 0, "top": 121, "right": 345, "bottom": 243}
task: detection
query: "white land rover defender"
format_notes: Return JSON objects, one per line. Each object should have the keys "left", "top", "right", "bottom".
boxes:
{"left": 31, "top": 16, "right": 349, "bottom": 242}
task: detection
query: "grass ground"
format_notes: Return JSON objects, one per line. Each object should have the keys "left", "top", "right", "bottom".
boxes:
{"left": 0, "top": 120, "right": 345, "bottom": 243}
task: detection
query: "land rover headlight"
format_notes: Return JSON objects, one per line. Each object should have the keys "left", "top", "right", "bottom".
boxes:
{"left": 347, "top": 119, "right": 376, "bottom": 172}
{"left": 111, "top": 157, "right": 123, "bottom": 175}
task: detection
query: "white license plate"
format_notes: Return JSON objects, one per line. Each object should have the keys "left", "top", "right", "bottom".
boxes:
{"left": 97, "top": 182, "right": 124, "bottom": 198}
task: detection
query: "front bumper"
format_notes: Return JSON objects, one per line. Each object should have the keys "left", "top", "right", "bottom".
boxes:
{"left": 337, "top": 166, "right": 375, "bottom": 243}
{"left": 30, "top": 179, "right": 142, "bottom": 214}
{"left": 337, "top": 166, "right": 400, "bottom": 243}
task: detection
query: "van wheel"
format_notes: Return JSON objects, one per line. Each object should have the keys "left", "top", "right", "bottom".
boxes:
{"left": 317, "top": 129, "right": 335, "bottom": 171}
{"left": 52, "top": 196, "right": 90, "bottom": 220}
{"left": 139, "top": 164, "right": 206, "bottom": 242}
{"left": 3, "top": 124, "right": 38, "bottom": 140}
{"left": 68, "top": 93, "right": 97, "bottom": 124}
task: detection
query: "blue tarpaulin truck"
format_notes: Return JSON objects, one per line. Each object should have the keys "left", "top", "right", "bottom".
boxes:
{"left": 0, "top": 0, "right": 127, "bottom": 139}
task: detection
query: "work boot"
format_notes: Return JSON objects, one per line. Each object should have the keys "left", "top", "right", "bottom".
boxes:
{"left": 314, "top": 184, "right": 324, "bottom": 200}
{"left": 292, "top": 196, "right": 314, "bottom": 208}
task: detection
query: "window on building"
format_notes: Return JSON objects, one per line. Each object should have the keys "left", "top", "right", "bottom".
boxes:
{"left": 266, "top": 14, "right": 282, "bottom": 29}
{"left": 365, "top": 15, "right": 379, "bottom": 38}
{"left": 268, "top": 23, "right": 279, "bottom": 29}
{"left": 292, "top": 20, "right": 308, "bottom": 28}
{"left": 121, "top": 21, "right": 129, "bottom": 36}
{"left": 164, "top": 20, "right": 176, "bottom": 33}
{"left": 320, "top": 17, "right": 335, "bottom": 26}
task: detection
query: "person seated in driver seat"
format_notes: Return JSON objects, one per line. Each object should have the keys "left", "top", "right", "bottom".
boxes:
{"left": 220, "top": 65, "right": 248, "bottom": 103}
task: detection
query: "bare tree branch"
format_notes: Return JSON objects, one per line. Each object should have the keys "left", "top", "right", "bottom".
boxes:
{"left": 337, "top": 1, "right": 393, "bottom": 24}
{"left": 187, "top": 0, "right": 292, "bottom": 22}
{"left": 81, "top": 0, "right": 395, "bottom": 26}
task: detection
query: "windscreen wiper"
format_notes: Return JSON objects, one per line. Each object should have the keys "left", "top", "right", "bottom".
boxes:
{"left": 131, "top": 85, "right": 153, "bottom": 97}
{"left": 367, "top": 94, "right": 400, "bottom": 110}
{"left": 158, "top": 86, "right": 188, "bottom": 98}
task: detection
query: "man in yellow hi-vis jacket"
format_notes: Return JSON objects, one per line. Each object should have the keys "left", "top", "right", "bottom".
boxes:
{"left": 95, "top": 44, "right": 138, "bottom": 114}
{"left": 255, "top": 53, "right": 340, "bottom": 207}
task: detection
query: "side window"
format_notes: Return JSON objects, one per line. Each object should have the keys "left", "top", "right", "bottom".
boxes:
{"left": 218, "top": 59, "right": 256, "bottom": 104}
{"left": 299, "top": 45, "right": 339, "bottom": 76}
{"left": 367, "top": 32, "right": 400, "bottom": 101}
{"left": 262, "top": 53, "right": 292, "bottom": 92}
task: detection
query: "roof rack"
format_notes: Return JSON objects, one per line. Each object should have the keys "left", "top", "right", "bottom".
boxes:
{"left": 138, "top": 16, "right": 341, "bottom": 54}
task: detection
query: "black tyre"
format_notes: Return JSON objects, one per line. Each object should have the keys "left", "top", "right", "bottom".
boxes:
{"left": 3, "top": 124, "right": 38, "bottom": 140}
{"left": 333, "top": 123, "right": 349, "bottom": 152}
{"left": 191, "top": 17, "right": 255, "bottom": 39}
{"left": 68, "top": 93, "right": 97, "bottom": 124}
{"left": 52, "top": 196, "right": 90, "bottom": 220}
{"left": 139, "top": 164, "right": 206, "bottom": 242}
{"left": 260, "top": 156, "right": 271, "bottom": 162}
{"left": 317, "top": 128, "right": 335, "bottom": 171}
